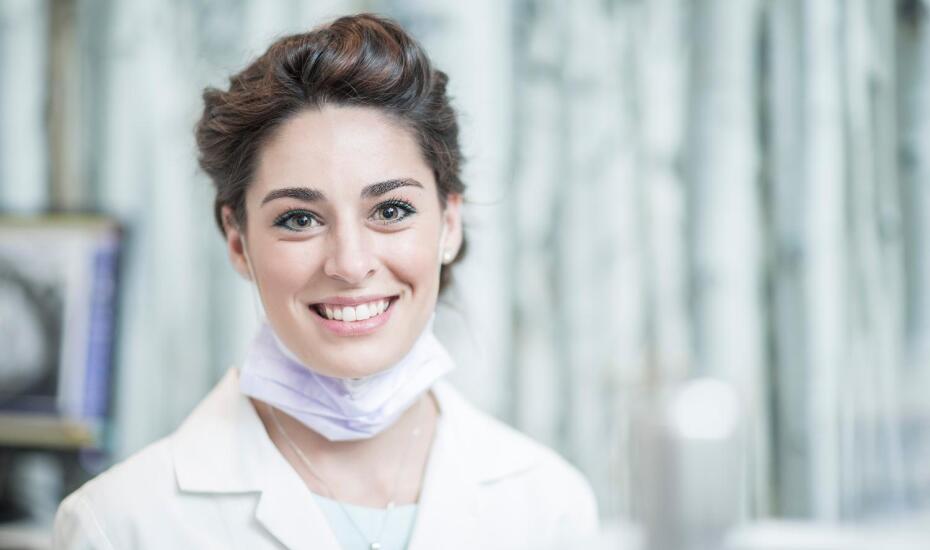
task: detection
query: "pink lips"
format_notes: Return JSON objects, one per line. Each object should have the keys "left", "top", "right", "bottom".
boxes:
{"left": 309, "top": 296, "right": 396, "bottom": 337}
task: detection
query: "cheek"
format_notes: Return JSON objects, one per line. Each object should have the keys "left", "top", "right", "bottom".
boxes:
{"left": 256, "top": 243, "right": 319, "bottom": 296}
{"left": 377, "top": 230, "right": 441, "bottom": 290}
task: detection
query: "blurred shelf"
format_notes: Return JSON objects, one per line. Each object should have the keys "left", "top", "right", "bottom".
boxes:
{"left": 0, "top": 214, "right": 119, "bottom": 230}
{"left": 0, "top": 413, "right": 99, "bottom": 449}
{"left": 0, "top": 522, "right": 50, "bottom": 550}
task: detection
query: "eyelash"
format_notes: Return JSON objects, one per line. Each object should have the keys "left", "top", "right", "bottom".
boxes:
{"left": 273, "top": 210, "right": 321, "bottom": 232}
{"left": 372, "top": 199, "right": 417, "bottom": 224}
{"left": 271, "top": 198, "right": 417, "bottom": 232}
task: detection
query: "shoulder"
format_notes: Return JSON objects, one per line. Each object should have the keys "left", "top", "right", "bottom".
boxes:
{"left": 432, "top": 381, "right": 599, "bottom": 533}
{"left": 53, "top": 370, "right": 247, "bottom": 549}
{"left": 53, "top": 437, "right": 176, "bottom": 549}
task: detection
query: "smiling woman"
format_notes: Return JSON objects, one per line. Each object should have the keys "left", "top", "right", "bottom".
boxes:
{"left": 52, "top": 13, "right": 597, "bottom": 550}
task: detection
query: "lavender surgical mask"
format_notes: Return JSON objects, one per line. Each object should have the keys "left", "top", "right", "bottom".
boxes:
{"left": 238, "top": 318, "right": 454, "bottom": 441}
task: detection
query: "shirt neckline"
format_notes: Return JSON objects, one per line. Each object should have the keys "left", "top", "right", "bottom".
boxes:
{"left": 310, "top": 491, "right": 419, "bottom": 512}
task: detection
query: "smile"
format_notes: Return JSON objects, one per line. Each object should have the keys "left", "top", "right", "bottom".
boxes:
{"left": 312, "top": 298, "right": 395, "bottom": 322}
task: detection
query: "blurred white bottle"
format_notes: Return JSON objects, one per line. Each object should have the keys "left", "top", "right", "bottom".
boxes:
{"left": 635, "top": 378, "right": 745, "bottom": 550}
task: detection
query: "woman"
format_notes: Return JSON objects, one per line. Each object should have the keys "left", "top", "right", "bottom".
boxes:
{"left": 54, "top": 13, "right": 597, "bottom": 550}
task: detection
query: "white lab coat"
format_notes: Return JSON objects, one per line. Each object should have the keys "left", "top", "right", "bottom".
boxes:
{"left": 53, "top": 368, "right": 599, "bottom": 549}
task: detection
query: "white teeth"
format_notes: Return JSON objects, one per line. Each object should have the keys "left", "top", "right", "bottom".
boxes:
{"left": 318, "top": 299, "right": 392, "bottom": 321}
{"left": 343, "top": 307, "right": 357, "bottom": 322}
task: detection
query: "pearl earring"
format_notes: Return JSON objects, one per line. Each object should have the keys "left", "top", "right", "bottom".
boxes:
{"left": 442, "top": 251, "right": 454, "bottom": 264}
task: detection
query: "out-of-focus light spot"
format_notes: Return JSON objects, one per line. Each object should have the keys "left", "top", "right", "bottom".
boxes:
{"left": 669, "top": 378, "right": 740, "bottom": 440}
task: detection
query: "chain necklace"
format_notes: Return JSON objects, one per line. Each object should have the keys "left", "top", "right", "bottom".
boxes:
{"left": 268, "top": 399, "right": 425, "bottom": 550}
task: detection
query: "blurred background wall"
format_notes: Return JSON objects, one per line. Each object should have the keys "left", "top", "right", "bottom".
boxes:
{"left": 2, "top": 0, "right": 930, "bottom": 527}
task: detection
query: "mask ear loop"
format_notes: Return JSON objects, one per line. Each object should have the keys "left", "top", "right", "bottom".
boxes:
{"left": 438, "top": 223, "right": 449, "bottom": 266}
{"left": 239, "top": 233, "right": 268, "bottom": 325}
{"left": 242, "top": 232, "right": 314, "bottom": 370}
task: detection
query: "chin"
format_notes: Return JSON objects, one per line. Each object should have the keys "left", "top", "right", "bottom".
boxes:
{"left": 308, "top": 345, "right": 407, "bottom": 379}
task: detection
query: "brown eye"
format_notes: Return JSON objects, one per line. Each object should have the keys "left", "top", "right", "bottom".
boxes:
{"left": 274, "top": 210, "right": 321, "bottom": 231}
{"left": 372, "top": 200, "right": 416, "bottom": 224}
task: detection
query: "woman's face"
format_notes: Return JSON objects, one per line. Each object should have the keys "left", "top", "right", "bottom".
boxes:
{"left": 223, "top": 106, "right": 462, "bottom": 378}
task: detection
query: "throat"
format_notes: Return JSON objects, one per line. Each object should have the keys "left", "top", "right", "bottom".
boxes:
{"left": 258, "top": 394, "right": 438, "bottom": 509}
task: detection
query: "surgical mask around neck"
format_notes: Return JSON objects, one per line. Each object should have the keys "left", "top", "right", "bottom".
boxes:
{"left": 239, "top": 317, "right": 453, "bottom": 441}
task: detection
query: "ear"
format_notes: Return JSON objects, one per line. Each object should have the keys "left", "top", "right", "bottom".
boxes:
{"left": 440, "top": 193, "right": 464, "bottom": 263}
{"left": 221, "top": 205, "right": 253, "bottom": 281}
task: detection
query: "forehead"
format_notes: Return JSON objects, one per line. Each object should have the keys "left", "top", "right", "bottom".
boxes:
{"left": 250, "top": 105, "right": 435, "bottom": 200}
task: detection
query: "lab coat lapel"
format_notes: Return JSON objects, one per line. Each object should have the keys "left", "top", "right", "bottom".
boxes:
{"left": 406, "top": 410, "right": 481, "bottom": 550}
{"left": 254, "top": 468, "right": 341, "bottom": 550}
{"left": 407, "top": 381, "right": 542, "bottom": 550}
{"left": 173, "top": 369, "right": 340, "bottom": 550}
{"left": 247, "top": 383, "right": 342, "bottom": 550}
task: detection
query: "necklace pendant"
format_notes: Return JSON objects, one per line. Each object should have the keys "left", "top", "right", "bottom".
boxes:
{"left": 370, "top": 543, "right": 381, "bottom": 550}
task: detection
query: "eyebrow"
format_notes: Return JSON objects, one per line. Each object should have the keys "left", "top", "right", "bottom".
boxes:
{"left": 361, "top": 178, "right": 424, "bottom": 198}
{"left": 260, "top": 178, "right": 423, "bottom": 206}
{"left": 261, "top": 187, "right": 325, "bottom": 206}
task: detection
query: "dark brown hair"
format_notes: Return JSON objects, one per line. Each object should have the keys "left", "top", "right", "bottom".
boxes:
{"left": 195, "top": 13, "right": 466, "bottom": 288}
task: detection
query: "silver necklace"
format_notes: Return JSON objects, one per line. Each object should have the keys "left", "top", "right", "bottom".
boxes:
{"left": 268, "top": 400, "right": 424, "bottom": 550}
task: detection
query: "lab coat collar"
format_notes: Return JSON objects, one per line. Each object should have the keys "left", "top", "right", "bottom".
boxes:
{"left": 170, "top": 368, "right": 541, "bottom": 549}
{"left": 170, "top": 368, "right": 268, "bottom": 493}
{"left": 171, "top": 370, "right": 342, "bottom": 550}
{"left": 252, "top": 458, "right": 341, "bottom": 550}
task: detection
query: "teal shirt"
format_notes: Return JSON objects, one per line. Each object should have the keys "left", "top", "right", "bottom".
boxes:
{"left": 311, "top": 493, "right": 418, "bottom": 550}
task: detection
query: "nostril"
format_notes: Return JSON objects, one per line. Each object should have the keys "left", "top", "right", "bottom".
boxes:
{"left": 322, "top": 251, "right": 378, "bottom": 284}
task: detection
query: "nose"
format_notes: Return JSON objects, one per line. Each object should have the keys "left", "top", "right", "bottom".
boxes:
{"left": 323, "top": 222, "right": 377, "bottom": 285}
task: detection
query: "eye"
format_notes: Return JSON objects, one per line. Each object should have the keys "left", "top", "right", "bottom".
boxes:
{"left": 372, "top": 200, "right": 416, "bottom": 224}
{"left": 274, "top": 210, "right": 321, "bottom": 231}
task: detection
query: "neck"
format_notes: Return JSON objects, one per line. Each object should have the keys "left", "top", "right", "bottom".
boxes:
{"left": 254, "top": 390, "right": 440, "bottom": 507}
